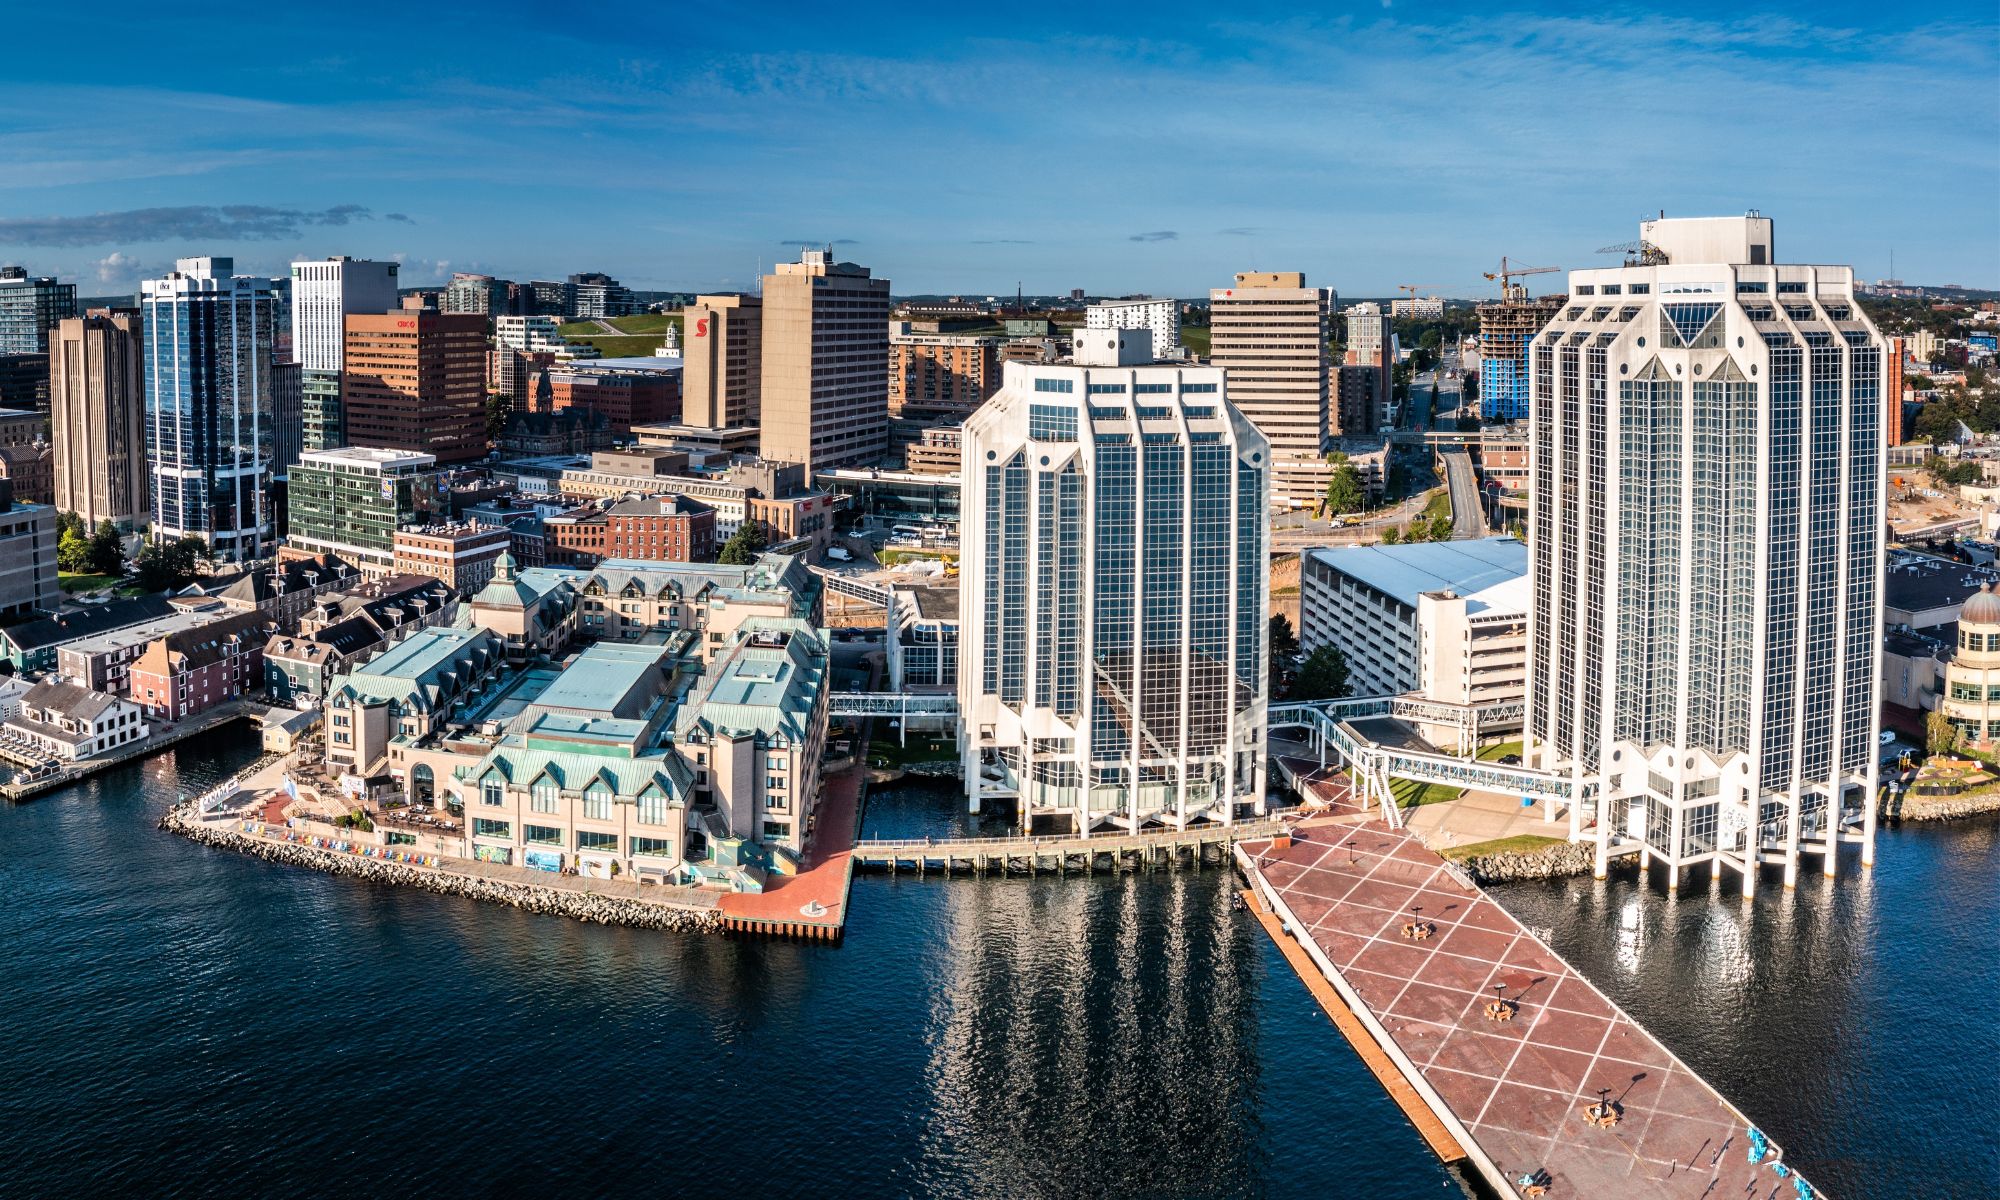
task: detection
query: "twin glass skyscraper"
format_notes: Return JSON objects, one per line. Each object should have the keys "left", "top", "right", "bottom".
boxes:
{"left": 1526, "top": 216, "right": 1883, "bottom": 894}
{"left": 959, "top": 329, "right": 1269, "bottom": 835}
{"left": 141, "top": 257, "right": 277, "bottom": 562}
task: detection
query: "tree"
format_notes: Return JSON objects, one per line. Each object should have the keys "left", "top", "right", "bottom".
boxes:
{"left": 1268, "top": 614, "right": 1299, "bottom": 694}
{"left": 133, "top": 536, "right": 211, "bottom": 593}
{"left": 1289, "top": 645, "right": 1352, "bottom": 703}
{"left": 1927, "top": 708, "right": 1963, "bottom": 757}
{"left": 1380, "top": 526, "right": 1401, "bottom": 545}
{"left": 716, "top": 520, "right": 768, "bottom": 565}
{"left": 57, "top": 526, "right": 92, "bottom": 573}
{"left": 87, "top": 522, "right": 125, "bottom": 576}
{"left": 486, "top": 392, "right": 515, "bottom": 442}
{"left": 1323, "top": 461, "right": 1365, "bottom": 517}
{"left": 1427, "top": 513, "right": 1455, "bottom": 541}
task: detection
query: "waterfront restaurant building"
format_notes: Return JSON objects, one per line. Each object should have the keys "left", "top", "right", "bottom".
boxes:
{"left": 1525, "top": 215, "right": 1885, "bottom": 893}
{"left": 957, "top": 329, "right": 1269, "bottom": 835}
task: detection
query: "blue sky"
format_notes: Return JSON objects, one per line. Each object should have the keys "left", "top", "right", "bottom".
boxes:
{"left": 2, "top": 1, "right": 1994, "bottom": 297}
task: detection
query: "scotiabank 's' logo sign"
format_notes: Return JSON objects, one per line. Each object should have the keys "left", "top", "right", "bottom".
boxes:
{"left": 694, "top": 318, "right": 710, "bottom": 338}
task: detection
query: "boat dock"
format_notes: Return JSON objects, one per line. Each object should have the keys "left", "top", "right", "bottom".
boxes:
{"left": 1238, "top": 812, "right": 1822, "bottom": 1199}
{"left": 2, "top": 700, "right": 274, "bottom": 802}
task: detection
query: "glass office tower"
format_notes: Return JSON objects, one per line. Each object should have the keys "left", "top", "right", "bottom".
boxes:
{"left": 959, "top": 328, "right": 1269, "bottom": 835}
{"left": 141, "top": 257, "right": 277, "bottom": 562}
{"left": 1526, "top": 215, "right": 1883, "bottom": 895}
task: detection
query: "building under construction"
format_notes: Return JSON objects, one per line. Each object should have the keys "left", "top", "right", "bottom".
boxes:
{"left": 1477, "top": 293, "right": 1564, "bottom": 420}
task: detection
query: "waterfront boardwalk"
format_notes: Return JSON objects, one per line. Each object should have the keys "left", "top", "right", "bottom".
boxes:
{"left": 3, "top": 699, "right": 274, "bottom": 802}
{"left": 716, "top": 764, "right": 861, "bottom": 940}
{"left": 851, "top": 812, "right": 1297, "bottom": 875}
{"left": 1240, "top": 809, "right": 1818, "bottom": 1199}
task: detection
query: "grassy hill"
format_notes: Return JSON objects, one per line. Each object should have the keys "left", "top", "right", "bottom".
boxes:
{"left": 558, "top": 312, "right": 682, "bottom": 356}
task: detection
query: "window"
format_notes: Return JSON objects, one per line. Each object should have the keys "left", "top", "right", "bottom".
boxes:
{"left": 583, "top": 784, "right": 612, "bottom": 821}
{"left": 576, "top": 830, "right": 618, "bottom": 853}
{"left": 766, "top": 776, "right": 786, "bottom": 791}
{"left": 1086, "top": 382, "right": 1126, "bottom": 394}
{"left": 1181, "top": 382, "right": 1217, "bottom": 393}
{"left": 1033, "top": 377, "right": 1073, "bottom": 393}
{"left": 531, "top": 780, "right": 558, "bottom": 813}
{"left": 1602, "top": 284, "right": 1622, "bottom": 295}
{"left": 1574, "top": 284, "right": 1596, "bottom": 295}
{"left": 1628, "top": 283, "right": 1650, "bottom": 295}
{"left": 637, "top": 791, "right": 668, "bottom": 825}
{"left": 1133, "top": 383, "right": 1172, "bottom": 394}
{"left": 631, "top": 836, "right": 675, "bottom": 858}
{"left": 472, "top": 818, "right": 511, "bottom": 839}
{"left": 761, "top": 821, "right": 792, "bottom": 840}
{"left": 481, "top": 779, "right": 503, "bottom": 807}
{"left": 766, "top": 754, "right": 786, "bottom": 770}
{"left": 524, "top": 824, "right": 562, "bottom": 845}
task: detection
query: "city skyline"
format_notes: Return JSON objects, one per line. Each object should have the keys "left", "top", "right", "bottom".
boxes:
{"left": 1, "top": 2, "right": 1994, "bottom": 297}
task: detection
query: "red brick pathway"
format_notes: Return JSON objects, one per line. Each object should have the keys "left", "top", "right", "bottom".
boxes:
{"left": 715, "top": 766, "right": 860, "bottom": 937}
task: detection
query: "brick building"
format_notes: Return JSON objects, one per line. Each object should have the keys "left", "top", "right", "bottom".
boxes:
{"left": 546, "top": 494, "right": 717, "bottom": 566}
{"left": 545, "top": 364, "right": 681, "bottom": 435}
{"left": 129, "top": 609, "right": 277, "bottom": 720}
{"left": 393, "top": 523, "right": 511, "bottom": 593}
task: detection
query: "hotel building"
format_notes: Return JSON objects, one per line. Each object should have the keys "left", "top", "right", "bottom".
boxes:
{"left": 958, "top": 328, "right": 1269, "bottom": 834}
{"left": 759, "top": 250, "right": 892, "bottom": 473}
{"left": 1208, "top": 272, "right": 1335, "bottom": 505}
{"left": 1526, "top": 214, "right": 1884, "bottom": 892}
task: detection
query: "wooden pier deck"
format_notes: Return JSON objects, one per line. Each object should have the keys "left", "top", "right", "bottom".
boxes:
{"left": 1239, "top": 818, "right": 1823, "bottom": 1199}
{"left": 850, "top": 813, "right": 1295, "bottom": 877}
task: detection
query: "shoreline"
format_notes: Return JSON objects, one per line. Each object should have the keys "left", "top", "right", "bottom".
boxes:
{"left": 160, "top": 804, "right": 721, "bottom": 933}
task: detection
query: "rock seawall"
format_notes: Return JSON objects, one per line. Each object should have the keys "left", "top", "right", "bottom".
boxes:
{"left": 1457, "top": 839, "right": 1598, "bottom": 885}
{"left": 161, "top": 808, "right": 718, "bottom": 933}
{"left": 1891, "top": 790, "right": 2000, "bottom": 824}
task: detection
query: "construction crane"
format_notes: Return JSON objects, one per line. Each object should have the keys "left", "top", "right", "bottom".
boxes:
{"left": 1482, "top": 258, "right": 1559, "bottom": 302}
{"left": 1395, "top": 284, "right": 1447, "bottom": 314}
{"left": 1595, "top": 239, "right": 1668, "bottom": 267}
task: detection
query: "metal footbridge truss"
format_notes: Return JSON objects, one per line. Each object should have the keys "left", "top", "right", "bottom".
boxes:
{"left": 1267, "top": 696, "right": 1573, "bottom": 830}
{"left": 829, "top": 692, "right": 959, "bottom": 719}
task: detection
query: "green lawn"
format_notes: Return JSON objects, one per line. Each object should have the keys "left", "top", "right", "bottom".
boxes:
{"left": 1421, "top": 489, "right": 1452, "bottom": 522}
{"left": 878, "top": 548, "right": 954, "bottom": 566}
{"left": 1477, "top": 740, "right": 1524, "bottom": 763}
{"left": 1180, "top": 326, "right": 1211, "bottom": 356}
{"left": 569, "top": 335, "right": 667, "bottom": 358}
{"left": 1391, "top": 778, "right": 1464, "bottom": 807}
{"left": 57, "top": 572, "right": 122, "bottom": 593}
{"left": 1440, "top": 834, "right": 1567, "bottom": 862}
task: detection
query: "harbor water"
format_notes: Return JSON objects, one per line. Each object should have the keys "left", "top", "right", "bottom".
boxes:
{"left": 1, "top": 728, "right": 1992, "bottom": 1197}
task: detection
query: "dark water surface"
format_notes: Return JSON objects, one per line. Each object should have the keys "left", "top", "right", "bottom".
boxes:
{"left": 1490, "top": 822, "right": 2000, "bottom": 1200}
{"left": 0, "top": 734, "right": 1453, "bottom": 1199}
{"left": 4, "top": 731, "right": 1989, "bottom": 1197}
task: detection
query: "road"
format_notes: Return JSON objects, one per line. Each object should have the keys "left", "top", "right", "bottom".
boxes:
{"left": 1437, "top": 448, "right": 1488, "bottom": 540}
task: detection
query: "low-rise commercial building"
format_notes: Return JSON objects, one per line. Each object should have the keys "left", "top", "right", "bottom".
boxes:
{"left": 129, "top": 609, "right": 278, "bottom": 720}
{"left": 6, "top": 682, "right": 147, "bottom": 760}
{"left": 57, "top": 602, "right": 228, "bottom": 695}
{"left": 1939, "top": 586, "right": 2000, "bottom": 745}
{"left": 214, "top": 554, "right": 359, "bottom": 626}
{"left": 888, "top": 584, "right": 958, "bottom": 691}
{"left": 0, "top": 594, "right": 176, "bottom": 672}
{"left": 546, "top": 361, "right": 682, "bottom": 435}
{"left": 675, "top": 619, "right": 828, "bottom": 858}
{"left": 393, "top": 523, "right": 510, "bottom": 593}
{"left": 546, "top": 495, "right": 718, "bottom": 566}
{"left": 325, "top": 625, "right": 508, "bottom": 777}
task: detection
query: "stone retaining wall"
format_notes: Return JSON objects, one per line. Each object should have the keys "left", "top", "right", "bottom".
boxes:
{"left": 1891, "top": 789, "right": 2000, "bottom": 824}
{"left": 161, "top": 807, "right": 719, "bottom": 933}
{"left": 1456, "top": 839, "right": 1598, "bottom": 885}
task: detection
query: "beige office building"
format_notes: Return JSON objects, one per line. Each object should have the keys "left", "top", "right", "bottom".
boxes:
{"left": 1209, "top": 272, "right": 1335, "bottom": 506}
{"left": 758, "top": 250, "right": 891, "bottom": 474}
{"left": 681, "top": 294, "right": 761, "bottom": 430}
{"left": 50, "top": 309, "right": 149, "bottom": 530}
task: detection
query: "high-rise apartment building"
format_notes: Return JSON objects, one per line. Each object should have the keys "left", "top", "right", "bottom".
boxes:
{"left": 759, "top": 251, "right": 891, "bottom": 473}
{"left": 1085, "top": 298, "right": 1181, "bottom": 359}
{"left": 50, "top": 309, "right": 148, "bottom": 530}
{"left": 680, "top": 295, "right": 761, "bottom": 430}
{"left": 290, "top": 257, "right": 401, "bottom": 453}
{"left": 1477, "top": 292, "right": 1565, "bottom": 421}
{"left": 888, "top": 323, "right": 1000, "bottom": 423}
{"left": 0, "top": 266, "right": 77, "bottom": 355}
{"left": 342, "top": 311, "right": 488, "bottom": 464}
{"left": 443, "top": 273, "right": 509, "bottom": 316}
{"left": 1342, "top": 302, "right": 1396, "bottom": 431}
{"left": 569, "top": 272, "right": 635, "bottom": 319}
{"left": 1526, "top": 215, "right": 1884, "bottom": 895}
{"left": 141, "top": 257, "right": 277, "bottom": 561}
{"left": 958, "top": 328, "right": 1269, "bottom": 834}
{"left": 286, "top": 447, "right": 443, "bottom": 574}
{"left": 1208, "top": 272, "right": 1335, "bottom": 505}
{"left": 529, "top": 280, "right": 577, "bottom": 320}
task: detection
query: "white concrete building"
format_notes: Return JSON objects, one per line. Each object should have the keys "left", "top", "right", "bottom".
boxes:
{"left": 958, "top": 328, "right": 1268, "bottom": 834}
{"left": 290, "top": 257, "right": 399, "bottom": 372}
{"left": 1526, "top": 214, "right": 1885, "bottom": 894}
{"left": 1300, "top": 537, "right": 1528, "bottom": 742}
{"left": 494, "top": 314, "right": 597, "bottom": 359}
{"left": 1085, "top": 298, "right": 1182, "bottom": 360}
